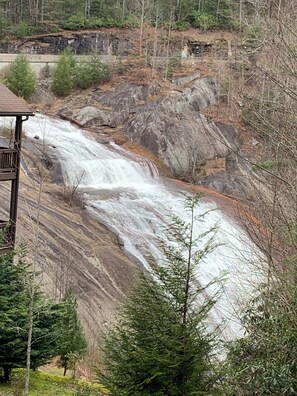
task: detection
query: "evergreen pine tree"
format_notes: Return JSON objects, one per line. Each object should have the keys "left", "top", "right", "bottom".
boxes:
{"left": 5, "top": 54, "right": 36, "bottom": 99}
{"left": 0, "top": 248, "right": 68, "bottom": 381}
{"left": 0, "top": 249, "right": 29, "bottom": 382}
{"left": 51, "top": 50, "right": 74, "bottom": 96}
{"left": 58, "top": 289, "right": 87, "bottom": 377}
{"left": 98, "top": 195, "right": 222, "bottom": 396}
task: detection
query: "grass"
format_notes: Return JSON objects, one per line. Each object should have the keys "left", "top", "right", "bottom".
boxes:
{"left": 0, "top": 369, "right": 108, "bottom": 396}
{"left": 253, "top": 159, "right": 289, "bottom": 171}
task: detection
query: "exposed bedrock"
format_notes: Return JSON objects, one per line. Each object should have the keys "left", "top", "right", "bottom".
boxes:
{"left": 58, "top": 77, "right": 261, "bottom": 199}
{"left": 92, "top": 78, "right": 241, "bottom": 177}
{"left": 0, "top": 32, "right": 134, "bottom": 55}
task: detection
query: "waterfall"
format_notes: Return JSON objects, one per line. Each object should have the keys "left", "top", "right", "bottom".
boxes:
{"left": 1, "top": 114, "right": 261, "bottom": 340}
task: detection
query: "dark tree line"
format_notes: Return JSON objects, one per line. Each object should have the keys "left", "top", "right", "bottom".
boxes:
{"left": 0, "top": 0, "right": 244, "bottom": 35}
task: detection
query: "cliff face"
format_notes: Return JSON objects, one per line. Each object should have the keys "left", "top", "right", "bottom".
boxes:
{"left": 1, "top": 31, "right": 134, "bottom": 55}
{"left": 119, "top": 79, "right": 240, "bottom": 177}
{"left": 0, "top": 28, "right": 235, "bottom": 59}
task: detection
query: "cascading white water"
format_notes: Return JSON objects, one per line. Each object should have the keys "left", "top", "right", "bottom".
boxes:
{"left": 1, "top": 114, "right": 261, "bottom": 339}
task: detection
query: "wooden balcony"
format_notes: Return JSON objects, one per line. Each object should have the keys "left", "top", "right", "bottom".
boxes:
{"left": 0, "top": 148, "right": 17, "bottom": 181}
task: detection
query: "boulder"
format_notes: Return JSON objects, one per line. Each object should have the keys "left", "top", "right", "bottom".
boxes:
{"left": 73, "top": 106, "right": 112, "bottom": 128}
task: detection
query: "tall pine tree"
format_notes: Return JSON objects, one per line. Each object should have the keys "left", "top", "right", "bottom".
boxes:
{"left": 58, "top": 289, "right": 87, "bottom": 377}
{"left": 5, "top": 54, "right": 36, "bottom": 99}
{"left": 98, "top": 195, "right": 222, "bottom": 396}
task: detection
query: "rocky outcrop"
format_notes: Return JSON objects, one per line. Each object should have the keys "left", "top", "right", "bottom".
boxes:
{"left": 0, "top": 31, "right": 134, "bottom": 55}
{"left": 119, "top": 79, "right": 240, "bottom": 177}
{"left": 54, "top": 77, "right": 254, "bottom": 196}
{"left": 68, "top": 106, "right": 113, "bottom": 128}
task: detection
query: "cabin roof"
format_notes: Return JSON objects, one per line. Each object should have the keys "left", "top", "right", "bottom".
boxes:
{"left": 0, "top": 84, "right": 34, "bottom": 116}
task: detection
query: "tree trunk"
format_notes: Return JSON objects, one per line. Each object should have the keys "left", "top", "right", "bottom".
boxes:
{"left": 3, "top": 366, "right": 11, "bottom": 382}
{"left": 24, "top": 296, "right": 34, "bottom": 396}
{"left": 63, "top": 363, "right": 67, "bottom": 376}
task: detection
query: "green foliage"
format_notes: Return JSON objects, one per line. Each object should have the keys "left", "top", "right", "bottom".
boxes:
{"left": 13, "top": 22, "right": 38, "bottom": 36}
{"left": 57, "top": 289, "right": 87, "bottom": 376}
{"left": 186, "top": 0, "right": 238, "bottom": 29}
{"left": 51, "top": 50, "right": 74, "bottom": 96}
{"left": 0, "top": 249, "right": 28, "bottom": 381}
{"left": 0, "top": 250, "right": 61, "bottom": 380}
{"left": 226, "top": 278, "right": 297, "bottom": 395}
{"left": 63, "top": 13, "right": 139, "bottom": 30}
{"left": 0, "top": 248, "right": 86, "bottom": 382}
{"left": 188, "top": 11, "right": 219, "bottom": 29}
{"left": 98, "top": 195, "right": 222, "bottom": 396}
{"left": 253, "top": 159, "right": 289, "bottom": 171}
{"left": 63, "top": 47, "right": 76, "bottom": 69}
{"left": 73, "top": 385, "right": 102, "bottom": 396}
{"left": 5, "top": 54, "right": 36, "bottom": 99}
{"left": 74, "top": 55, "right": 111, "bottom": 89}
{"left": 0, "top": 0, "right": 241, "bottom": 34}
{"left": 0, "top": 10, "right": 12, "bottom": 35}
{"left": 162, "top": 20, "right": 190, "bottom": 31}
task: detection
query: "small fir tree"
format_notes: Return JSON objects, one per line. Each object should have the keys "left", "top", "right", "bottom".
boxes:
{"left": 51, "top": 50, "right": 74, "bottom": 96}
{"left": 5, "top": 54, "right": 36, "bottom": 99}
{"left": 58, "top": 289, "right": 87, "bottom": 377}
{"left": 98, "top": 195, "right": 222, "bottom": 396}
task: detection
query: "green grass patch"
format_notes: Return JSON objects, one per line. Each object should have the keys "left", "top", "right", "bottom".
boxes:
{"left": 0, "top": 370, "right": 107, "bottom": 396}
{"left": 253, "top": 159, "right": 289, "bottom": 171}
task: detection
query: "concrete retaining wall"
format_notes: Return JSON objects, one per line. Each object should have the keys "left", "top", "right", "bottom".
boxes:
{"left": 0, "top": 53, "right": 119, "bottom": 78}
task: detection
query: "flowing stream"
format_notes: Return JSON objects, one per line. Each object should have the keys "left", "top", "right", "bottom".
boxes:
{"left": 2, "top": 114, "right": 261, "bottom": 340}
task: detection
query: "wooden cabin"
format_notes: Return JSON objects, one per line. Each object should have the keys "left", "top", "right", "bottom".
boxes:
{"left": 0, "top": 84, "right": 34, "bottom": 253}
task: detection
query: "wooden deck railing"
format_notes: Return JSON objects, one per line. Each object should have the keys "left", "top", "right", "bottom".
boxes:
{"left": 0, "top": 148, "right": 17, "bottom": 180}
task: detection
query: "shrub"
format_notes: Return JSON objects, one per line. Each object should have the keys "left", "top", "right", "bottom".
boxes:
{"left": 189, "top": 11, "right": 219, "bottom": 29}
{"left": 63, "top": 14, "right": 139, "bottom": 30}
{"left": 13, "top": 21, "right": 38, "bottom": 36}
{"left": 74, "top": 55, "right": 110, "bottom": 89}
{"left": 63, "top": 12, "right": 89, "bottom": 30}
{"left": 5, "top": 54, "right": 36, "bottom": 98}
{"left": 163, "top": 20, "right": 190, "bottom": 31}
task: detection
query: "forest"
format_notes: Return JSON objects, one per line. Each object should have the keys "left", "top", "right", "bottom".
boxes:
{"left": 0, "top": 0, "right": 244, "bottom": 34}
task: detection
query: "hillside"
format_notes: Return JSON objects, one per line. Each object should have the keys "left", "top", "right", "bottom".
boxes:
{"left": 0, "top": 1, "right": 296, "bottom": 394}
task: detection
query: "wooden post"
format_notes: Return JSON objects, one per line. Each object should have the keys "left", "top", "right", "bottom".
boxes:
{"left": 9, "top": 116, "right": 23, "bottom": 248}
